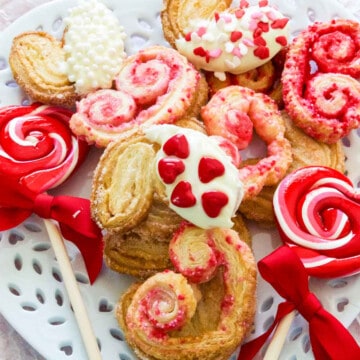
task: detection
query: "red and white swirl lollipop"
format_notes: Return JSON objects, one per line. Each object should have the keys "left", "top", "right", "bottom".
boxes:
{"left": 273, "top": 166, "right": 360, "bottom": 278}
{"left": 0, "top": 103, "right": 89, "bottom": 193}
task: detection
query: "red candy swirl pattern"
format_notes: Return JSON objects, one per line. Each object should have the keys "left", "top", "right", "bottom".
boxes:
{"left": 0, "top": 103, "right": 89, "bottom": 193}
{"left": 273, "top": 166, "right": 360, "bottom": 278}
{"left": 70, "top": 45, "right": 205, "bottom": 147}
{"left": 282, "top": 19, "right": 360, "bottom": 144}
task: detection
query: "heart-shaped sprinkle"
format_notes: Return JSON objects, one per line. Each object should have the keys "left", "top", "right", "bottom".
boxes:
{"left": 198, "top": 157, "right": 225, "bottom": 183}
{"left": 163, "top": 134, "right": 190, "bottom": 159}
{"left": 158, "top": 158, "right": 185, "bottom": 184}
{"left": 171, "top": 181, "right": 196, "bottom": 208}
{"left": 201, "top": 191, "right": 229, "bottom": 218}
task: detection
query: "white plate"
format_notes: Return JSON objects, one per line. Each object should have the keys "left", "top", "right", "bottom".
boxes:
{"left": 0, "top": 1, "right": 359, "bottom": 360}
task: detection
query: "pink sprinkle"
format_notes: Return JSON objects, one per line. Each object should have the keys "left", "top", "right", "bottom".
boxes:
{"left": 208, "top": 48, "right": 222, "bottom": 58}
{"left": 243, "top": 38, "right": 254, "bottom": 47}
{"left": 232, "top": 47, "right": 243, "bottom": 58}
{"left": 266, "top": 10, "right": 278, "bottom": 21}
{"left": 220, "top": 14, "right": 233, "bottom": 23}
{"left": 249, "top": 19, "right": 258, "bottom": 31}
{"left": 251, "top": 11, "right": 264, "bottom": 19}
{"left": 197, "top": 26, "right": 207, "bottom": 37}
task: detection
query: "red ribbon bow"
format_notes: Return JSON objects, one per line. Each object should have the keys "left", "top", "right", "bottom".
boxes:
{"left": 0, "top": 176, "right": 103, "bottom": 284}
{"left": 239, "top": 246, "right": 360, "bottom": 360}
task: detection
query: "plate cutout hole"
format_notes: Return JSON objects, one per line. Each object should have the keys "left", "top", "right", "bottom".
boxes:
{"left": 14, "top": 254, "right": 23, "bottom": 271}
{"left": 75, "top": 272, "right": 89, "bottom": 284}
{"left": 21, "top": 302, "right": 37, "bottom": 312}
{"left": 60, "top": 344, "right": 73, "bottom": 356}
{"left": 48, "top": 316, "right": 66, "bottom": 326}
{"left": 52, "top": 268, "right": 63, "bottom": 282}
{"left": 99, "top": 298, "right": 113, "bottom": 312}
{"left": 9, "top": 231, "right": 24, "bottom": 245}
{"left": 110, "top": 328, "right": 124, "bottom": 342}
{"left": 33, "top": 242, "right": 51, "bottom": 252}
{"left": 36, "top": 289, "right": 45, "bottom": 304}
{"left": 289, "top": 326, "right": 303, "bottom": 341}
{"left": 55, "top": 289, "right": 64, "bottom": 306}
{"left": 24, "top": 222, "right": 42, "bottom": 233}
{"left": 302, "top": 334, "right": 311, "bottom": 353}
{"left": 336, "top": 297, "right": 349, "bottom": 312}
{"left": 0, "top": 57, "right": 7, "bottom": 70}
{"left": 260, "top": 296, "right": 274, "bottom": 312}
{"left": 8, "top": 283, "right": 21, "bottom": 296}
{"left": 262, "top": 315, "right": 275, "bottom": 332}
{"left": 32, "top": 259, "right": 42, "bottom": 275}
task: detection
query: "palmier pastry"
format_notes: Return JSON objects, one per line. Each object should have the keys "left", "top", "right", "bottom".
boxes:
{"left": 9, "top": 31, "right": 77, "bottom": 108}
{"left": 239, "top": 112, "right": 345, "bottom": 226}
{"left": 117, "top": 224, "right": 256, "bottom": 360}
{"left": 91, "top": 132, "right": 158, "bottom": 233}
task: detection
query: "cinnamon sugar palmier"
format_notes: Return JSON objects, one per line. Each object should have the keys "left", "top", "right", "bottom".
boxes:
{"left": 117, "top": 224, "right": 256, "bottom": 360}
{"left": 91, "top": 133, "right": 158, "bottom": 232}
{"left": 239, "top": 112, "right": 345, "bottom": 226}
{"left": 9, "top": 31, "right": 77, "bottom": 108}
{"left": 282, "top": 19, "right": 360, "bottom": 143}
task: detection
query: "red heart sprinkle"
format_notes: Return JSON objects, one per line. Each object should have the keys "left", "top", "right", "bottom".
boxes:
{"left": 198, "top": 157, "right": 225, "bottom": 183}
{"left": 158, "top": 158, "right": 185, "bottom": 184}
{"left": 230, "top": 31, "right": 243, "bottom": 42}
{"left": 254, "top": 46, "right": 270, "bottom": 59}
{"left": 171, "top": 181, "right": 196, "bottom": 208}
{"left": 201, "top": 191, "right": 229, "bottom": 218}
{"left": 275, "top": 35, "right": 288, "bottom": 46}
{"left": 163, "top": 134, "right": 190, "bottom": 159}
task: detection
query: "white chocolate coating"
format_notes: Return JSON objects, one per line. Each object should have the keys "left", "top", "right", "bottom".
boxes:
{"left": 62, "top": 0, "right": 127, "bottom": 95}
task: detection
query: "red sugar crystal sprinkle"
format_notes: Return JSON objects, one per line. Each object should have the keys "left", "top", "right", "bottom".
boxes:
{"left": 254, "top": 46, "right": 270, "bottom": 59}
{"left": 275, "top": 35, "right": 288, "bottom": 46}
{"left": 271, "top": 18, "right": 289, "bottom": 29}
{"left": 230, "top": 31, "right": 243, "bottom": 42}
{"left": 214, "top": 12, "right": 220, "bottom": 22}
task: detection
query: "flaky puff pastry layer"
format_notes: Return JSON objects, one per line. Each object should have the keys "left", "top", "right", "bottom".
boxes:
{"left": 239, "top": 111, "right": 345, "bottom": 226}
{"left": 91, "top": 132, "right": 159, "bottom": 232}
{"left": 9, "top": 31, "right": 77, "bottom": 108}
{"left": 161, "top": 0, "right": 232, "bottom": 48}
{"left": 117, "top": 225, "right": 256, "bottom": 360}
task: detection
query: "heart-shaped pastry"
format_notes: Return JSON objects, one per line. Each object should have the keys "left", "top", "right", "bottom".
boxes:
{"left": 9, "top": 31, "right": 77, "bottom": 108}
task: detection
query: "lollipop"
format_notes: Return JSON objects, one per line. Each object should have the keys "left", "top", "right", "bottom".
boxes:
{"left": 273, "top": 165, "right": 360, "bottom": 278}
{"left": 0, "top": 103, "right": 103, "bottom": 360}
{"left": 0, "top": 103, "right": 89, "bottom": 192}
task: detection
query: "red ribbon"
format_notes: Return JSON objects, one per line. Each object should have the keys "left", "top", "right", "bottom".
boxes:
{"left": 239, "top": 246, "right": 360, "bottom": 359}
{"left": 0, "top": 176, "right": 103, "bottom": 284}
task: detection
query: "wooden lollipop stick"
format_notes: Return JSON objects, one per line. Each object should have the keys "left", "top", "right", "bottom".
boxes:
{"left": 44, "top": 219, "right": 102, "bottom": 360}
{"left": 263, "top": 310, "right": 295, "bottom": 360}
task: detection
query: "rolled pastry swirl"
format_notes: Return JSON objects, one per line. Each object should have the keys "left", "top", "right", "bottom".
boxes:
{"left": 70, "top": 46, "right": 208, "bottom": 147}
{"left": 238, "top": 112, "right": 345, "bottom": 226}
{"left": 118, "top": 224, "right": 256, "bottom": 360}
{"left": 0, "top": 103, "right": 88, "bottom": 193}
{"left": 282, "top": 19, "right": 360, "bottom": 143}
{"left": 201, "top": 85, "right": 292, "bottom": 199}
{"left": 9, "top": 31, "right": 77, "bottom": 108}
